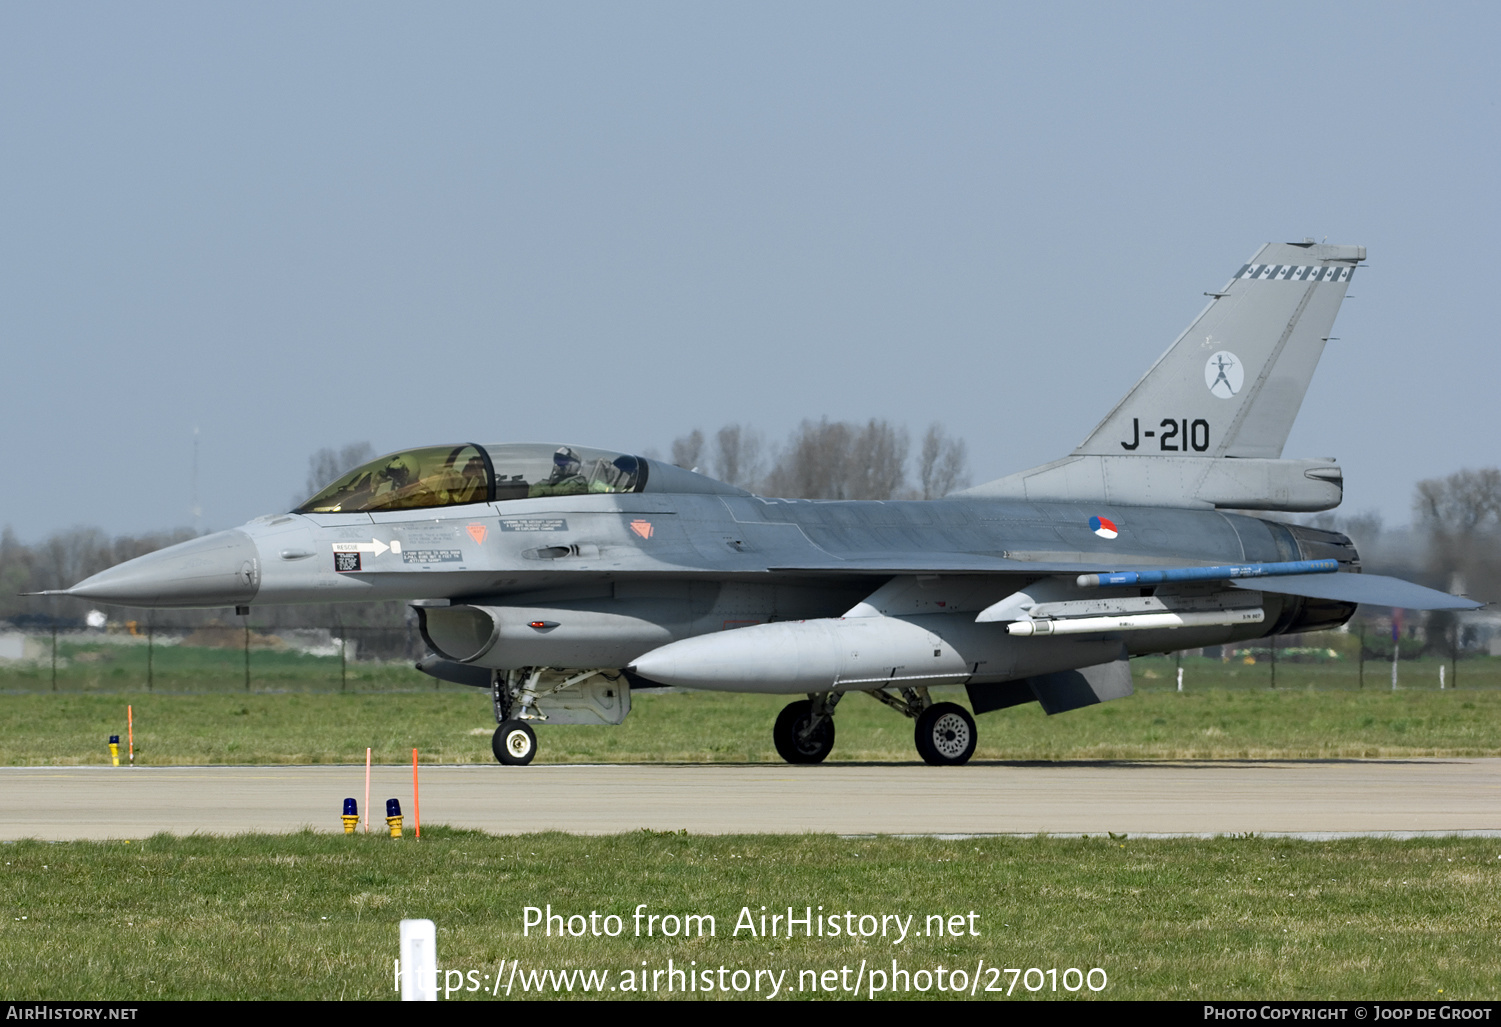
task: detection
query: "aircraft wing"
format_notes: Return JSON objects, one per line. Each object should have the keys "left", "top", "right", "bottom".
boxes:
{"left": 767, "top": 551, "right": 1480, "bottom": 612}
{"left": 1230, "top": 572, "right": 1481, "bottom": 611}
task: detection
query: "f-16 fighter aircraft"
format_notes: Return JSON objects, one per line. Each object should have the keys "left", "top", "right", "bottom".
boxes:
{"left": 49, "top": 242, "right": 1477, "bottom": 766}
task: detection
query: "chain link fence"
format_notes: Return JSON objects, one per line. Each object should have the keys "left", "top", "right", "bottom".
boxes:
{"left": 3, "top": 619, "right": 1497, "bottom": 695}
{"left": 1132, "top": 623, "right": 1500, "bottom": 692}
{"left": 0, "top": 620, "right": 450, "bottom": 693}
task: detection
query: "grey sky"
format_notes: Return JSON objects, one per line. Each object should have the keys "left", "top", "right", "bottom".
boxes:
{"left": 3, "top": 3, "right": 1496, "bottom": 540}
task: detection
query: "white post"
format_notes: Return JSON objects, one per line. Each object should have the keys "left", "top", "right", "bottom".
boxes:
{"left": 1439, "top": 664, "right": 1445, "bottom": 690}
{"left": 400, "top": 919, "right": 437, "bottom": 1001}
{"left": 1176, "top": 667, "right": 1183, "bottom": 692}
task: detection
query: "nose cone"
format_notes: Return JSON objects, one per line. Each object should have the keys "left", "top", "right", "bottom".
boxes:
{"left": 64, "top": 530, "right": 261, "bottom": 608}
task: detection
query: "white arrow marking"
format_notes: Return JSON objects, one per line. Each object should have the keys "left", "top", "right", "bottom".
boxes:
{"left": 332, "top": 539, "right": 393, "bottom": 557}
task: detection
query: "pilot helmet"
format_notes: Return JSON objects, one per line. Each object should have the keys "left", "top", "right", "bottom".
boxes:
{"left": 383, "top": 454, "right": 418, "bottom": 488}
{"left": 553, "top": 447, "right": 581, "bottom": 475}
{"left": 610, "top": 455, "right": 639, "bottom": 485}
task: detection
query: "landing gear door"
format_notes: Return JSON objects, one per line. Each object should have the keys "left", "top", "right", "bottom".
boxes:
{"left": 535, "top": 676, "right": 632, "bottom": 725}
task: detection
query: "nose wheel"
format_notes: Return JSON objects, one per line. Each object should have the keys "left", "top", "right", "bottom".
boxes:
{"left": 493, "top": 721, "right": 537, "bottom": 766}
{"left": 773, "top": 697, "right": 837, "bottom": 764}
{"left": 914, "top": 702, "right": 976, "bottom": 766}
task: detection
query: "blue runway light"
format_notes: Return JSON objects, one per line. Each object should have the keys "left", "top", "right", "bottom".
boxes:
{"left": 385, "top": 798, "right": 403, "bottom": 838}
{"left": 341, "top": 797, "right": 359, "bottom": 835}
{"left": 1076, "top": 559, "right": 1339, "bottom": 589}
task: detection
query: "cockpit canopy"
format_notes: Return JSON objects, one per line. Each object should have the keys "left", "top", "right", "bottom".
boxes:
{"left": 293, "top": 443, "right": 647, "bottom": 514}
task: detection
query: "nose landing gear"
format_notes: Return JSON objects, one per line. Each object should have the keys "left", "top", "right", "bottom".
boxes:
{"left": 490, "top": 670, "right": 538, "bottom": 766}
{"left": 493, "top": 721, "right": 537, "bottom": 766}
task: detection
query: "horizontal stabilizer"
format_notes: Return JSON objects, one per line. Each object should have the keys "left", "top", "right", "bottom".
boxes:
{"left": 1231, "top": 573, "right": 1481, "bottom": 611}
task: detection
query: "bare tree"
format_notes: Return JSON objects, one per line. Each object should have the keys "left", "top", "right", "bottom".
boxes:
{"left": 917, "top": 423, "right": 971, "bottom": 499}
{"left": 849, "top": 419, "right": 909, "bottom": 500}
{"left": 668, "top": 418, "right": 972, "bottom": 500}
{"left": 710, "top": 424, "right": 765, "bottom": 490}
{"left": 670, "top": 429, "right": 704, "bottom": 471}
{"left": 0, "top": 526, "right": 34, "bottom": 614}
{"left": 304, "top": 442, "right": 376, "bottom": 501}
{"left": 764, "top": 418, "right": 849, "bottom": 499}
{"left": 1414, "top": 467, "right": 1501, "bottom": 602}
{"left": 39, "top": 528, "right": 111, "bottom": 594}
{"left": 759, "top": 418, "right": 912, "bottom": 500}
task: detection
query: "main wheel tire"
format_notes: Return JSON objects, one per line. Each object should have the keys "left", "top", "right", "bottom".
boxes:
{"left": 493, "top": 720, "right": 537, "bottom": 766}
{"left": 772, "top": 699, "right": 836, "bottom": 765}
{"left": 914, "top": 702, "right": 977, "bottom": 766}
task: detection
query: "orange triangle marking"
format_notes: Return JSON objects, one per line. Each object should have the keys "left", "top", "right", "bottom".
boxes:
{"left": 466, "top": 524, "right": 488, "bottom": 545}
{"left": 629, "top": 520, "right": 654, "bottom": 539}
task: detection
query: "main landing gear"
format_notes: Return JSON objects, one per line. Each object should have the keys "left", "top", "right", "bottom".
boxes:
{"left": 772, "top": 694, "right": 840, "bottom": 764}
{"left": 772, "top": 687, "right": 978, "bottom": 767}
{"left": 914, "top": 702, "right": 977, "bottom": 766}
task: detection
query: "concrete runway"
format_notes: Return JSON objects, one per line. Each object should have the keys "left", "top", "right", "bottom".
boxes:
{"left": 5, "top": 759, "right": 1500, "bottom": 839}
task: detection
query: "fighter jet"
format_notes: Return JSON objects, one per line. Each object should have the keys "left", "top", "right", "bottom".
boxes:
{"left": 48, "top": 242, "right": 1477, "bottom": 766}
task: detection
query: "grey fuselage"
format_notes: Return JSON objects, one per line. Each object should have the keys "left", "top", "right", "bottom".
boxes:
{"left": 74, "top": 473, "right": 1356, "bottom": 680}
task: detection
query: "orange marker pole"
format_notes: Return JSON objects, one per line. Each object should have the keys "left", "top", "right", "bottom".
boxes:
{"left": 412, "top": 748, "right": 421, "bottom": 839}
{"left": 127, "top": 705, "right": 134, "bottom": 766}
{"left": 364, "top": 747, "right": 372, "bottom": 834}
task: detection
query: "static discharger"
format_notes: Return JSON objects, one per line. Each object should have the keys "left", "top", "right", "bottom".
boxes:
{"left": 108, "top": 735, "right": 120, "bottom": 767}
{"left": 1007, "top": 608, "right": 1266, "bottom": 637}
{"left": 342, "top": 798, "right": 359, "bottom": 835}
{"left": 386, "top": 798, "right": 403, "bottom": 838}
{"left": 1075, "top": 558, "right": 1338, "bottom": 589}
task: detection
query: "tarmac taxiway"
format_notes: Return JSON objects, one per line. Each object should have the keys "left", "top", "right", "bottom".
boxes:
{"left": 5, "top": 759, "right": 1499, "bottom": 839}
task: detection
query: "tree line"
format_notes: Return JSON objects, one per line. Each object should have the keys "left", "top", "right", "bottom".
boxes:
{"left": 663, "top": 419, "right": 970, "bottom": 501}
{"left": 5, "top": 433, "right": 1499, "bottom": 643}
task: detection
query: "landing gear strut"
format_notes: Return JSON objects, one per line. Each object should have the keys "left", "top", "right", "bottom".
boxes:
{"left": 772, "top": 693, "right": 840, "bottom": 764}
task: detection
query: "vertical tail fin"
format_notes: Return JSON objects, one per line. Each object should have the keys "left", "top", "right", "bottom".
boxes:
{"left": 1074, "top": 241, "right": 1364, "bottom": 459}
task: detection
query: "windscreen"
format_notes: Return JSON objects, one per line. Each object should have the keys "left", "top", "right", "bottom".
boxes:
{"left": 294, "top": 445, "right": 491, "bottom": 514}
{"left": 293, "top": 443, "right": 646, "bottom": 513}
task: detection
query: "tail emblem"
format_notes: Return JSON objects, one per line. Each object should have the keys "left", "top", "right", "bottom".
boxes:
{"left": 1089, "top": 516, "right": 1119, "bottom": 540}
{"left": 1204, "top": 351, "right": 1243, "bottom": 398}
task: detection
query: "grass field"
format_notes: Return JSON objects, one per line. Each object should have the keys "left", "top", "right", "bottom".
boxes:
{"left": 3, "top": 830, "right": 1498, "bottom": 1000}
{"left": 8, "top": 653, "right": 1499, "bottom": 1001}
{"left": 5, "top": 676, "right": 1501, "bottom": 766}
